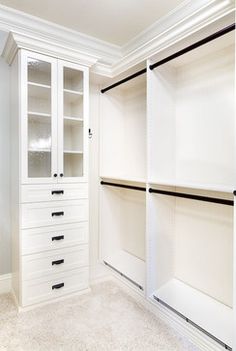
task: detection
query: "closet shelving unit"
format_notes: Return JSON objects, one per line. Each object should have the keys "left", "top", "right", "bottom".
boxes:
{"left": 99, "top": 70, "right": 147, "bottom": 292}
{"left": 100, "top": 23, "right": 235, "bottom": 350}
{"left": 147, "top": 24, "right": 235, "bottom": 350}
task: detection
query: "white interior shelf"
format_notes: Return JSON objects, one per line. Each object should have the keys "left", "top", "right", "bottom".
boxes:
{"left": 28, "top": 81, "right": 51, "bottom": 89}
{"left": 64, "top": 150, "right": 83, "bottom": 154}
{"left": 28, "top": 111, "right": 51, "bottom": 118}
{"left": 28, "top": 148, "right": 51, "bottom": 152}
{"left": 153, "top": 278, "right": 233, "bottom": 346}
{"left": 100, "top": 175, "right": 146, "bottom": 186}
{"left": 148, "top": 179, "right": 234, "bottom": 194}
{"left": 104, "top": 250, "right": 145, "bottom": 289}
{"left": 64, "top": 116, "right": 83, "bottom": 124}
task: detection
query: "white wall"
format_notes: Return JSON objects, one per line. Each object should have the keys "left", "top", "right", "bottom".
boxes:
{"left": 0, "top": 56, "right": 11, "bottom": 275}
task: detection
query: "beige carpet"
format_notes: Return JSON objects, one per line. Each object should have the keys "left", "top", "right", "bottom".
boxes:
{"left": 0, "top": 280, "right": 201, "bottom": 351}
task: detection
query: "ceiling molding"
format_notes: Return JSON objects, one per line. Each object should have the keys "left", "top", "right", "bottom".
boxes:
{"left": 0, "top": 4, "right": 121, "bottom": 67}
{"left": 0, "top": 0, "right": 234, "bottom": 76}
{"left": 109, "top": 0, "right": 235, "bottom": 76}
{"left": 2, "top": 31, "right": 100, "bottom": 67}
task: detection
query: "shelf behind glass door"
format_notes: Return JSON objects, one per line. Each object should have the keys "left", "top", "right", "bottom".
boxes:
{"left": 27, "top": 57, "right": 52, "bottom": 178}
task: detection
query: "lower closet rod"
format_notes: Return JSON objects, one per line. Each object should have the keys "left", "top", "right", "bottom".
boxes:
{"left": 101, "top": 181, "right": 146, "bottom": 192}
{"left": 149, "top": 188, "right": 234, "bottom": 206}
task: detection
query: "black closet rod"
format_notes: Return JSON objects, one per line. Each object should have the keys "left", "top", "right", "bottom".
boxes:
{"left": 101, "top": 180, "right": 146, "bottom": 192}
{"left": 149, "top": 188, "right": 234, "bottom": 206}
{"left": 149, "top": 23, "right": 235, "bottom": 70}
{"left": 100, "top": 68, "right": 147, "bottom": 93}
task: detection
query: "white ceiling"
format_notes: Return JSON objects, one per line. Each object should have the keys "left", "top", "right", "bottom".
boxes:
{"left": 0, "top": 0, "right": 184, "bottom": 46}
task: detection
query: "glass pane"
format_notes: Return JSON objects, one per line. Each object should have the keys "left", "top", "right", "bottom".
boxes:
{"left": 27, "top": 58, "right": 52, "bottom": 178}
{"left": 63, "top": 67, "right": 84, "bottom": 177}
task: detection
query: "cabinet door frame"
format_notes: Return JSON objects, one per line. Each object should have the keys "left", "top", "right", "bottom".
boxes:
{"left": 21, "top": 50, "right": 58, "bottom": 184}
{"left": 57, "top": 60, "right": 89, "bottom": 183}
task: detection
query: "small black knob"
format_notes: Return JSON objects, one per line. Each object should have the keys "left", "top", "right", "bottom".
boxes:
{"left": 60, "top": 173, "right": 64, "bottom": 177}
{"left": 54, "top": 173, "right": 57, "bottom": 177}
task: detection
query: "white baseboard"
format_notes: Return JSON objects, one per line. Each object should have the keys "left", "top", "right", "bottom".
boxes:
{"left": 0, "top": 273, "right": 12, "bottom": 294}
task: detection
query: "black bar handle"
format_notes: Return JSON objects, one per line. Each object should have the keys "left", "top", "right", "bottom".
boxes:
{"left": 51, "top": 190, "right": 64, "bottom": 195}
{"left": 52, "top": 283, "right": 64, "bottom": 290}
{"left": 52, "top": 259, "right": 64, "bottom": 266}
{"left": 52, "top": 211, "right": 64, "bottom": 217}
{"left": 52, "top": 235, "right": 64, "bottom": 241}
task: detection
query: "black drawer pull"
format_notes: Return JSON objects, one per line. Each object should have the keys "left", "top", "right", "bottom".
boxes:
{"left": 52, "top": 283, "right": 64, "bottom": 290}
{"left": 52, "top": 211, "right": 64, "bottom": 217}
{"left": 51, "top": 190, "right": 64, "bottom": 195}
{"left": 52, "top": 259, "right": 64, "bottom": 266}
{"left": 52, "top": 235, "right": 64, "bottom": 241}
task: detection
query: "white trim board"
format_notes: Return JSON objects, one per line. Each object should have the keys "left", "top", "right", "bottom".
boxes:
{"left": 0, "top": 0, "right": 234, "bottom": 76}
{"left": 0, "top": 273, "right": 12, "bottom": 294}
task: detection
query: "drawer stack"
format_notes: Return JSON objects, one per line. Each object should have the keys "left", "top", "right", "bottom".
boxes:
{"left": 20, "top": 184, "right": 89, "bottom": 306}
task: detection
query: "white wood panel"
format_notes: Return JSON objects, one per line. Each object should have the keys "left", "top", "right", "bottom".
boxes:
{"left": 21, "top": 183, "right": 88, "bottom": 203}
{"left": 21, "top": 200, "right": 88, "bottom": 229}
{"left": 154, "top": 278, "right": 233, "bottom": 348}
{"left": 22, "top": 267, "right": 89, "bottom": 306}
{"left": 104, "top": 250, "right": 145, "bottom": 289}
{"left": 21, "top": 222, "right": 88, "bottom": 255}
{"left": 22, "top": 245, "right": 88, "bottom": 280}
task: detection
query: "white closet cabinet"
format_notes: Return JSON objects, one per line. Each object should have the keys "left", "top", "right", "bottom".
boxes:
{"left": 11, "top": 49, "right": 89, "bottom": 308}
{"left": 99, "top": 25, "right": 235, "bottom": 350}
{"left": 21, "top": 51, "right": 88, "bottom": 183}
{"left": 147, "top": 29, "right": 235, "bottom": 348}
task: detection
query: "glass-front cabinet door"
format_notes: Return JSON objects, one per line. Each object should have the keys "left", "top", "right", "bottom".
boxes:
{"left": 21, "top": 51, "right": 58, "bottom": 183}
{"left": 58, "top": 61, "right": 89, "bottom": 182}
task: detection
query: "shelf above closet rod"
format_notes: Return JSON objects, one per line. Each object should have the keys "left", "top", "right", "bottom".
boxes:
{"left": 149, "top": 23, "right": 235, "bottom": 70}
{"left": 101, "top": 181, "right": 146, "bottom": 192}
{"left": 149, "top": 188, "right": 234, "bottom": 206}
{"left": 100, "top": 68, "right": 146, "bottom": 93}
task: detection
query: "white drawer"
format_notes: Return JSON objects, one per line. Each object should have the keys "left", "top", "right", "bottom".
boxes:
{"left": 22, "top": 223, "right": 88, "bottom": 255}
{"left": 22, "top": 267, "right": 89, "bottom": 306}
{"left": 22, "top": 245, "right": 89, "bottom": 280}
{"left": 21, "top": 200, "right": 88, "bottom": 229}
{"left": 21, "top": 183, "right": 88, "bottom": 203}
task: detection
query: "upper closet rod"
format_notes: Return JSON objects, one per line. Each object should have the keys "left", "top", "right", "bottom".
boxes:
{"left": 149, "top": 23, "right": 235, "bottom": 70}
{"left": 100, "top": 68, "right": 147, "bottom": 93}
{"left": 101, "top": 180, "right": 146, "bottom": 192}
{"left": 149, "top": 188, "right": 234, "bottom": 206}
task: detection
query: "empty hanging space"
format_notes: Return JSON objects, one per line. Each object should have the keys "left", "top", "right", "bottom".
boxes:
{"left": 100, "top": 71, "right": 146, "bottom": 183}
{"left": 100, "top": 184, "right": 146, "bottom": 291}
{"left": 147, "top": 27, "right": 235, "bottom": 349}
{"left": 148, "top": 30, "right": 235, "bottom": 192}
{"left": 148, "top": 187, "right": 234, "bottom": 347}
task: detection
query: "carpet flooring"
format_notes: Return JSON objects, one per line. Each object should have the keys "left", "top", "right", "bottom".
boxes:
{"left": 0, "top": 280, "right": 201, "bottom": 351}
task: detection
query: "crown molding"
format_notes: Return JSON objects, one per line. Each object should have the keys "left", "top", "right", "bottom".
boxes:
{"left": 0, "top": 4, "right": 121, "bottom": 67}
{"left": 2, "top": 31, "right": 100, "bottom": 67}
{"left": 110, "top": 0, "right": 235, "bottom": 76}
{"left": 0, "top": 0, "right": 234, "bottom": 76}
